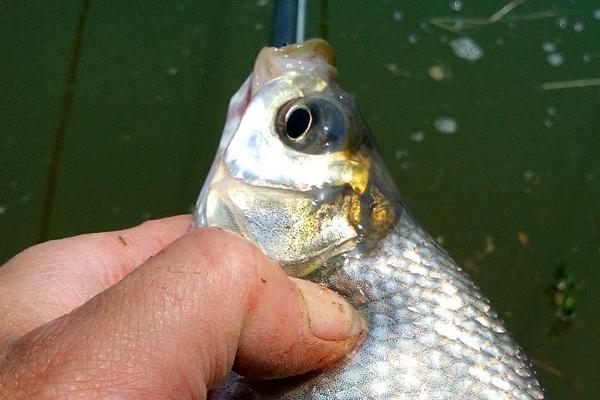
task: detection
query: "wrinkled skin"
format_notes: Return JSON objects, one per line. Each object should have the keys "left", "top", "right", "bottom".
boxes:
{"left": 195, "top": 40, "right": 544, "bottom": 399}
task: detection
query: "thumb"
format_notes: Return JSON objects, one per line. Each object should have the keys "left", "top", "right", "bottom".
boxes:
{"left": 0, "top": 228, "right": 365, "bottom": 399}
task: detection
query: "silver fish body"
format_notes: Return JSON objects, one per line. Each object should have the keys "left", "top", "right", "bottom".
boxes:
{"left": 196, "top": 40, "right": 544, "bottom": 399}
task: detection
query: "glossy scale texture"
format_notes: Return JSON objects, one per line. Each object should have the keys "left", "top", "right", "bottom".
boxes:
{"left": 211, "top": 211, "right": 544, "bottom": 399}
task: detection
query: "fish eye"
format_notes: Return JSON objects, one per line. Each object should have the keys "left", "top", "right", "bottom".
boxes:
{"left": 277, "top": 96, "right": 349, "bottom": 154}
{"left": 285, "top": 105, "right": 312, "bottom": 139}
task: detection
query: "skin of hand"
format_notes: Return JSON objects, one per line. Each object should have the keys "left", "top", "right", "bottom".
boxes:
{"left": 0, "top": 215, "right": 365, "bottom": 399}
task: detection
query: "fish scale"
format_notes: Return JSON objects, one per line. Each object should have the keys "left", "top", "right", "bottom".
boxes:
{"left": 210, "top": 211, "right": 543, "bottom": 399}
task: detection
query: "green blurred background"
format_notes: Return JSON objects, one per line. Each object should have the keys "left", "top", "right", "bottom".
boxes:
{"left": 1, "top": 1, "right": 599, "bottom": 398}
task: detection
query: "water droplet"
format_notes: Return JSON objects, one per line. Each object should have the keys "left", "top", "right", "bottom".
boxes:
{"left": 543, "top": 118, "right": 554, "bottom": 128}
{"left": 523, "top": 170, "right": 540, "bottom": 185}
{"left": 254, "top": 22, "right": 264, "bottom": 31}
{"left": 583, "top": 53, "right": 592, "bottom": 63}
{"left": 410, "top": 131, "right": 425, "bottom": 142}
{"left": 450, "top": 0, "right": 463, "bottom": 11}
{"left": 256, "top": 0, "right": 268, "bottom": 6}
{"left": 0, "top": 205, "right": 6, "bottom": 215}
{"left": 386, "top": 63, "right": 399, "bottom": 74}
{"left": 428, "top": 65, "right": 450, "bottom": 80}
{"left": 420, "top": 22, "right": 432, "bottom": 32}
{"left": 449, "top": 37, "right": 484, "bottom": 62}
{"left": 392, "top": 10, "right": 403, "bottom": 21}
{"left": 167, "top": 66, "right": 178, "bottom": 76}
{"left": 434, "top": 117, "right": 458, "bottom": 134}
{"left": 408, "top": 34, "right": 418, "bottom": 44}
{"left": 593, "top": 9, "right": 600, "bottom": 20}
{"left": 546, "top": 52, "right": 564, "bottom": 67}
{"left": 546, "top": 107, "right": 557, "bottom": 116}
{"left": 496, "top": 37, "right": 505, "bottom": 46}
{"left": 394, "top": 148, "right": 409, "bottom": 160}
{"left": 556, "top": 17, "right": 568, "bottom": 29}
{"left": 542, "top": 41, "right": 557, "bottom": 53}
{"left": 573, "top": 22, "right": 584, "bottom": 32}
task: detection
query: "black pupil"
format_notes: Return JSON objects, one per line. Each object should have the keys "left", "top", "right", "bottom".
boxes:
{"left": 285, "top": 107, "right": 311, "bottom": 139}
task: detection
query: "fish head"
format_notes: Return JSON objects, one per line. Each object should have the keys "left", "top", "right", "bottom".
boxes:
{"left": 195, "top": 39, "right": 401, "bottom": 277}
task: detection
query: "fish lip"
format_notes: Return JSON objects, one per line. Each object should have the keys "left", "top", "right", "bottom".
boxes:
{"left": 276, "top": 39, "right": 336, "bottom": 66}
{"left": 251, "top": 39, "right": 337, "bottom": 95}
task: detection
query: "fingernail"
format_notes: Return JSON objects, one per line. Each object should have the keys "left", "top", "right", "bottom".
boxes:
{"left": 292, "top": 278, "right": 366, "bottom": 341}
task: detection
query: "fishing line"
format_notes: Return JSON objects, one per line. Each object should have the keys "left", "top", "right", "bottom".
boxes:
{"left": 270, "top": 0, "right": 307, "bottom": 46}
{"left": 296, "top": 0, "right": 306, "bottom": 42}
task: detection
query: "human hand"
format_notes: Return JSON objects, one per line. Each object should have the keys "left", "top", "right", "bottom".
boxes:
{"left": 0, "top": 215, "right": 365, "bottom": 399}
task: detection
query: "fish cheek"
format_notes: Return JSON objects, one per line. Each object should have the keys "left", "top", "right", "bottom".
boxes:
{"left": 205, "top": 180, "right": 362, "bottom": 278}
{"left": 238, "top": 192, "right": 359, "bottom": 278}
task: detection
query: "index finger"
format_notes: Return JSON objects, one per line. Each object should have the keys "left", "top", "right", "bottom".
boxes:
{"left": 0, "top": 215, "right": 191, "bottom": 346}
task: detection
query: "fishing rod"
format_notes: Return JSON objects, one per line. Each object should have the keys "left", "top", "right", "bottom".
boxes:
{"left": 270, "top": 0, "right": 307, "bottom": 47}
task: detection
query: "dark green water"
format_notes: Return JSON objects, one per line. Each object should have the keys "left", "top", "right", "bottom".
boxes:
{"left": 1, "top": 1, "right": 599, "bottom": 398}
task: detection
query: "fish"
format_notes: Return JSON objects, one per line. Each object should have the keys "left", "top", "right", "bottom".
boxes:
{"left": 194, "top": 39, "right": 544, "bottom": 399}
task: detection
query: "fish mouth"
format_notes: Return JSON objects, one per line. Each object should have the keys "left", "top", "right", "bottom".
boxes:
{"left": 229, "top": 39, "right": 336, "bottom": 124}
{"left": 230, "top": 40, "right": 336, "bottom": 138}
{"left": 275, "top": 39, "right": 335, "bottom": 66}
{"left": 251, "top": 39, "right": 337, "bottom": 95}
